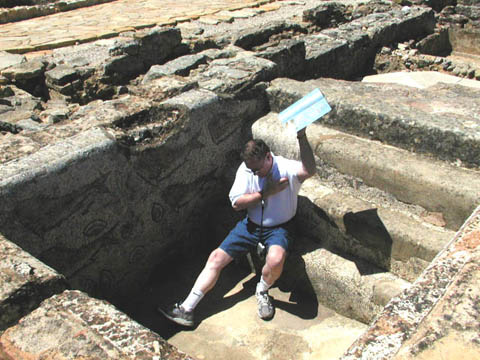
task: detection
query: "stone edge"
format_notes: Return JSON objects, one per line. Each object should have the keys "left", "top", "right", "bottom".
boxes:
{"left": 0, "top": 289, "right": 193, "bottom": 359}
{"left": 0, "top": 127, "right": 115, "bottom": 191}
{"left": 0, "top": 0, "right": 116, "bottom": 25}
{"left": 0, "top": 234, "right": 67, "bottom": 331}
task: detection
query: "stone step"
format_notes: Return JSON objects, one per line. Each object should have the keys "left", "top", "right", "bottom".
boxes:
{"left": 341, "top": 205, "right": 480, "bottom": 360}
{"left": 295, "top": 175, "right": 454, "bottom": 282}
{"left": 290, "top": 239, "right": 411, "bottom": 324}
{"left": 267, "top": 77, "right": 480, "bottom": 169}
{"left": 0, "top": 234, "right": 67, "bottom": 331}
{"left": 253, "top": 109, "right": 480, "bottom": 231}
{"left": 0, "top": 290, "right": 189, "bottom": 359}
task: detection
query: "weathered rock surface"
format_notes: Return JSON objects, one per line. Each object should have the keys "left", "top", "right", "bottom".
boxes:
{"left": 0, "top": 51, "right": 25, "bottom": 71}
{"left": 0, "top": 290, "right": 192, "bottom": 359}
{"left": 341, "top": 205, "right": 480, "bottom": 360}
{"left": 267, "top": 77, "right": 480, "bottom": 168}
{"left": 0, "top": 234, "right": 67, "bottom": 331}
{"left": 303, "top": 247, "right": 409, "bottom": 323}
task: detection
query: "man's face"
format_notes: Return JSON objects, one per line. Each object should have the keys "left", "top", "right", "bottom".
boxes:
{"left": 246, "top": 153, "right": 272, "bottom": 178}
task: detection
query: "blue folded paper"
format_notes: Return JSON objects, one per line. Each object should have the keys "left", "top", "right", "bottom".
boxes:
{"left": 278, "top": 88, "right": 331, "bottom": 132}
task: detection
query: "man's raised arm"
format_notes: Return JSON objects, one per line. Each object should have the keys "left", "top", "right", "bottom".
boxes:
{"left": 296, "top": 128, "right": 316, "bottom": 183}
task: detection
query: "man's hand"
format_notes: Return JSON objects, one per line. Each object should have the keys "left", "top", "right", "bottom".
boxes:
{"left": 297, "top": 128, "right": 306, "bottom": 139}
{"left": 232, "top": 174, "right": 289, "bottom": 211}
{"left": 263, "top": 173, "right": 289, "bottom": 199}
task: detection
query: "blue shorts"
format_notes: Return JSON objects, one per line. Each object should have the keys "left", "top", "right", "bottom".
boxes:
{"left": 219, "top": 217, "right": 292, "bottom": 259}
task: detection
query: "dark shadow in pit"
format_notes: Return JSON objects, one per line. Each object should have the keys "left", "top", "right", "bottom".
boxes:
{"left": 120, "top": 209, "right": 320, "bottom": 339}
{"left": 273, "top": 253, "right": 320, "bottom": 321}
{"left": 121, "top": 197, "right": 394, "bottom": 338}
{"left": 344, "top": 208, "right": 393, "bottom": 273}
{"left": 294, "top": 196, "right": 395, "bottom": 275}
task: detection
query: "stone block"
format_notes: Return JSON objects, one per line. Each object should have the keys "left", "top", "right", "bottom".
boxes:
{"left": 233, "top": 20, "right": 300, "bottom": 50}
{"left": 304, "top": 33, "right": 350, "bottom": 78}
{"left": 362, "top": 7, "right": 435, "bottom": 46}
{"left": 104, "top": 54, "right": 146, "bottom": 83}
{"left": 135, "top": 26, "right": 183, "bottom": 68}
{"left": 192, "top": 52, "right": 277, "bottom": 94}
{"left": 45, "top": 64, "right": 79, "bottom": 86}
{"left": 303, "top": 247, "right": 384, "bottom": 324}
{"left": 0, "top": 51, "right": 26, "bottom": 72}
{"left": 130, "top": 76, "right": 197, "bottom": 101}
{"left": 0, "top": 59, "right": 47, "bottom": 82}
{"left": 142, "top": 53, "right": 208, "bottom": 83}
{"left": 0, "top": 234, "right": 67, "bottom": 331}
{"left": 256, "top": 38, "right": 306, "bottom": 79}
{"left": 0, "top": 290, "right": 192, "bottom": 359}
{"left": 416, "top": 28, "right": 452, "bottom": 56}
{"left": 302, "top": 2, "right": 348, "bottom": 28}
{"left": 0, "top": 85, "right": 43, "bottom": 132}
{"left": 0, "top": 85, "right": 14, "bottom": 98}
{"left": 266, "top": 77, "right": 480, "bottom": 168}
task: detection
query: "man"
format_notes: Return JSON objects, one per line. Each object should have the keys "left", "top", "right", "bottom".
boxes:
{"left": 159, "top": 127, "right": 316, "bottom": 326}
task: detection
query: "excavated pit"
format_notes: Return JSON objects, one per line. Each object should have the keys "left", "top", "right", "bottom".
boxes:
{"left": 1, "top": 0, "right": 480, "bottom": 359}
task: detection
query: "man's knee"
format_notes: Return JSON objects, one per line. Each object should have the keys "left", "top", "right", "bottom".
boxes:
{"left": 206, "top": 248, "right": 232, "bottom": 271}
{"left": 266, "top": 245, "right": 286, "bottom": 269}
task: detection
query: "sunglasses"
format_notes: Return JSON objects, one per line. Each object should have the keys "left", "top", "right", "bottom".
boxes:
{"left": 250, "top": 156, "right": 267, "bottom": 175}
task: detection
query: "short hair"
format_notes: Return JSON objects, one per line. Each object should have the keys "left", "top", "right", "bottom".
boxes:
{"left": 241, "top": 139, "right": 270, "bottom": 161}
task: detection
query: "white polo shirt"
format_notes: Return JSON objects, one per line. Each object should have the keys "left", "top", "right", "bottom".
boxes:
{"left": 229, "top": 153, "right": 303, "bottom": 227}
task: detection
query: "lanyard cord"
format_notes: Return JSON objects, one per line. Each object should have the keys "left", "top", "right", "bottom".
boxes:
{"left": 256, "top": 196, "right": 266, "bottom": 260}
{"left": 260, "top": 199, "right": 264, "bottom": 242}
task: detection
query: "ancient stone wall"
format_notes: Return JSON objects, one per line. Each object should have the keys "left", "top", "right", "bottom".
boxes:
{"left": 0, "top": 87, "right": 266, "bottom": 301}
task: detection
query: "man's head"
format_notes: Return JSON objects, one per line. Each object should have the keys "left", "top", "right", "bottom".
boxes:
{"left": 241, "top": 139, "right": 272, "bottom": 178}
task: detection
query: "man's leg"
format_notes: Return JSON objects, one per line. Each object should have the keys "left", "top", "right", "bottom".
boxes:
{"left": 159, "top": 248, "right": 232, "bottom": 327}
{"left": 256, "top": 244, "right": 287, "bottom": 320}
{"left": 260, "top": 245, "right": 287, "bottom": 288}
{"left": 181, "top": 248, "right": 233, "bottom": 310}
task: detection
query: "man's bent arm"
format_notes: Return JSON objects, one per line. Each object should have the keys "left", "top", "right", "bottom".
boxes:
{"left": 232, "top": 177, "right": 289, "bottom": 211}
{"left": 232, "top": 191, "right": 263, "bottom": 211}
{"left": 297, "top": 128, "right": 316, "bottom": 182}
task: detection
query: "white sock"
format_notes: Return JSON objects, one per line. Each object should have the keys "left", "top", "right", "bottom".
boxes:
{"left": 256, "top": 276, "right": 271, "bottom": 294}
{"left": 181, "top": 289, "right": 204, "bottom": 312}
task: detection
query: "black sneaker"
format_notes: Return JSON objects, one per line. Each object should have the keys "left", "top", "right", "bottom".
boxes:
{"left": 158, "top": 303, "right": 194, "bottom": 327}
